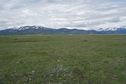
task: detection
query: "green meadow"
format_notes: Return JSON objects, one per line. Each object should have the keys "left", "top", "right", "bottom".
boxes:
{"left": 0, "top": 35, "right": 126, "bottom": 84}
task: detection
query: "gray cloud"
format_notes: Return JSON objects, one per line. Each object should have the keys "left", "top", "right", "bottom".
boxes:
{"left": 0, "top": 0, "right": 126, "bottom": 30}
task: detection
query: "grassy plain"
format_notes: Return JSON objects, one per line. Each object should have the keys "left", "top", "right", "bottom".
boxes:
{"left": 0, "top": 35, "right": 126, "bottom": 84}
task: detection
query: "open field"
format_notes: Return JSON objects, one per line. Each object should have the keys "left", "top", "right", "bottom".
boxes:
{"left": 0, "top": 35, "right": 126, "bottom": 84}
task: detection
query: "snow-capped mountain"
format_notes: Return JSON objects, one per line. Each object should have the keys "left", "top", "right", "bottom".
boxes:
{"left": 0, "top": 26, "right": 126, "bottom": 35}
{"left": 89, "top": 26, "right": 126, "bottom": 31}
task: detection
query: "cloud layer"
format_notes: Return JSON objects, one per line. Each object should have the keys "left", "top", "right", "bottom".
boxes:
{"left": 0, "top": 0, "right": 126, "bottom": 30}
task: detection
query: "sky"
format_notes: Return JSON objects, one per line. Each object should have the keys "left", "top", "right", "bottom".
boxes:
{"left": 0, "top": 0, "right": 126, "bottom": 30}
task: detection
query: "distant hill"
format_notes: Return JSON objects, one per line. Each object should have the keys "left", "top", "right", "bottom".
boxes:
{"left": 0, "top": 26, "right": 126, "bottom": 35}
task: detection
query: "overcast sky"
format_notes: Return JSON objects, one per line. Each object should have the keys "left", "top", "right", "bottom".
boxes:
{"left": 0, "top": 0, "right": 126, "bottom": 30}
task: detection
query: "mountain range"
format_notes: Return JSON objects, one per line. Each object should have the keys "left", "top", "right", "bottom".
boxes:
{"left": 0, "top": 26, "right": 126, "bottom": 35}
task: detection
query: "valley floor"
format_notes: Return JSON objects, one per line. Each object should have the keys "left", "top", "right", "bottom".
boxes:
{"left": 0, "top": 35, "right": 126, "bottom": 84}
